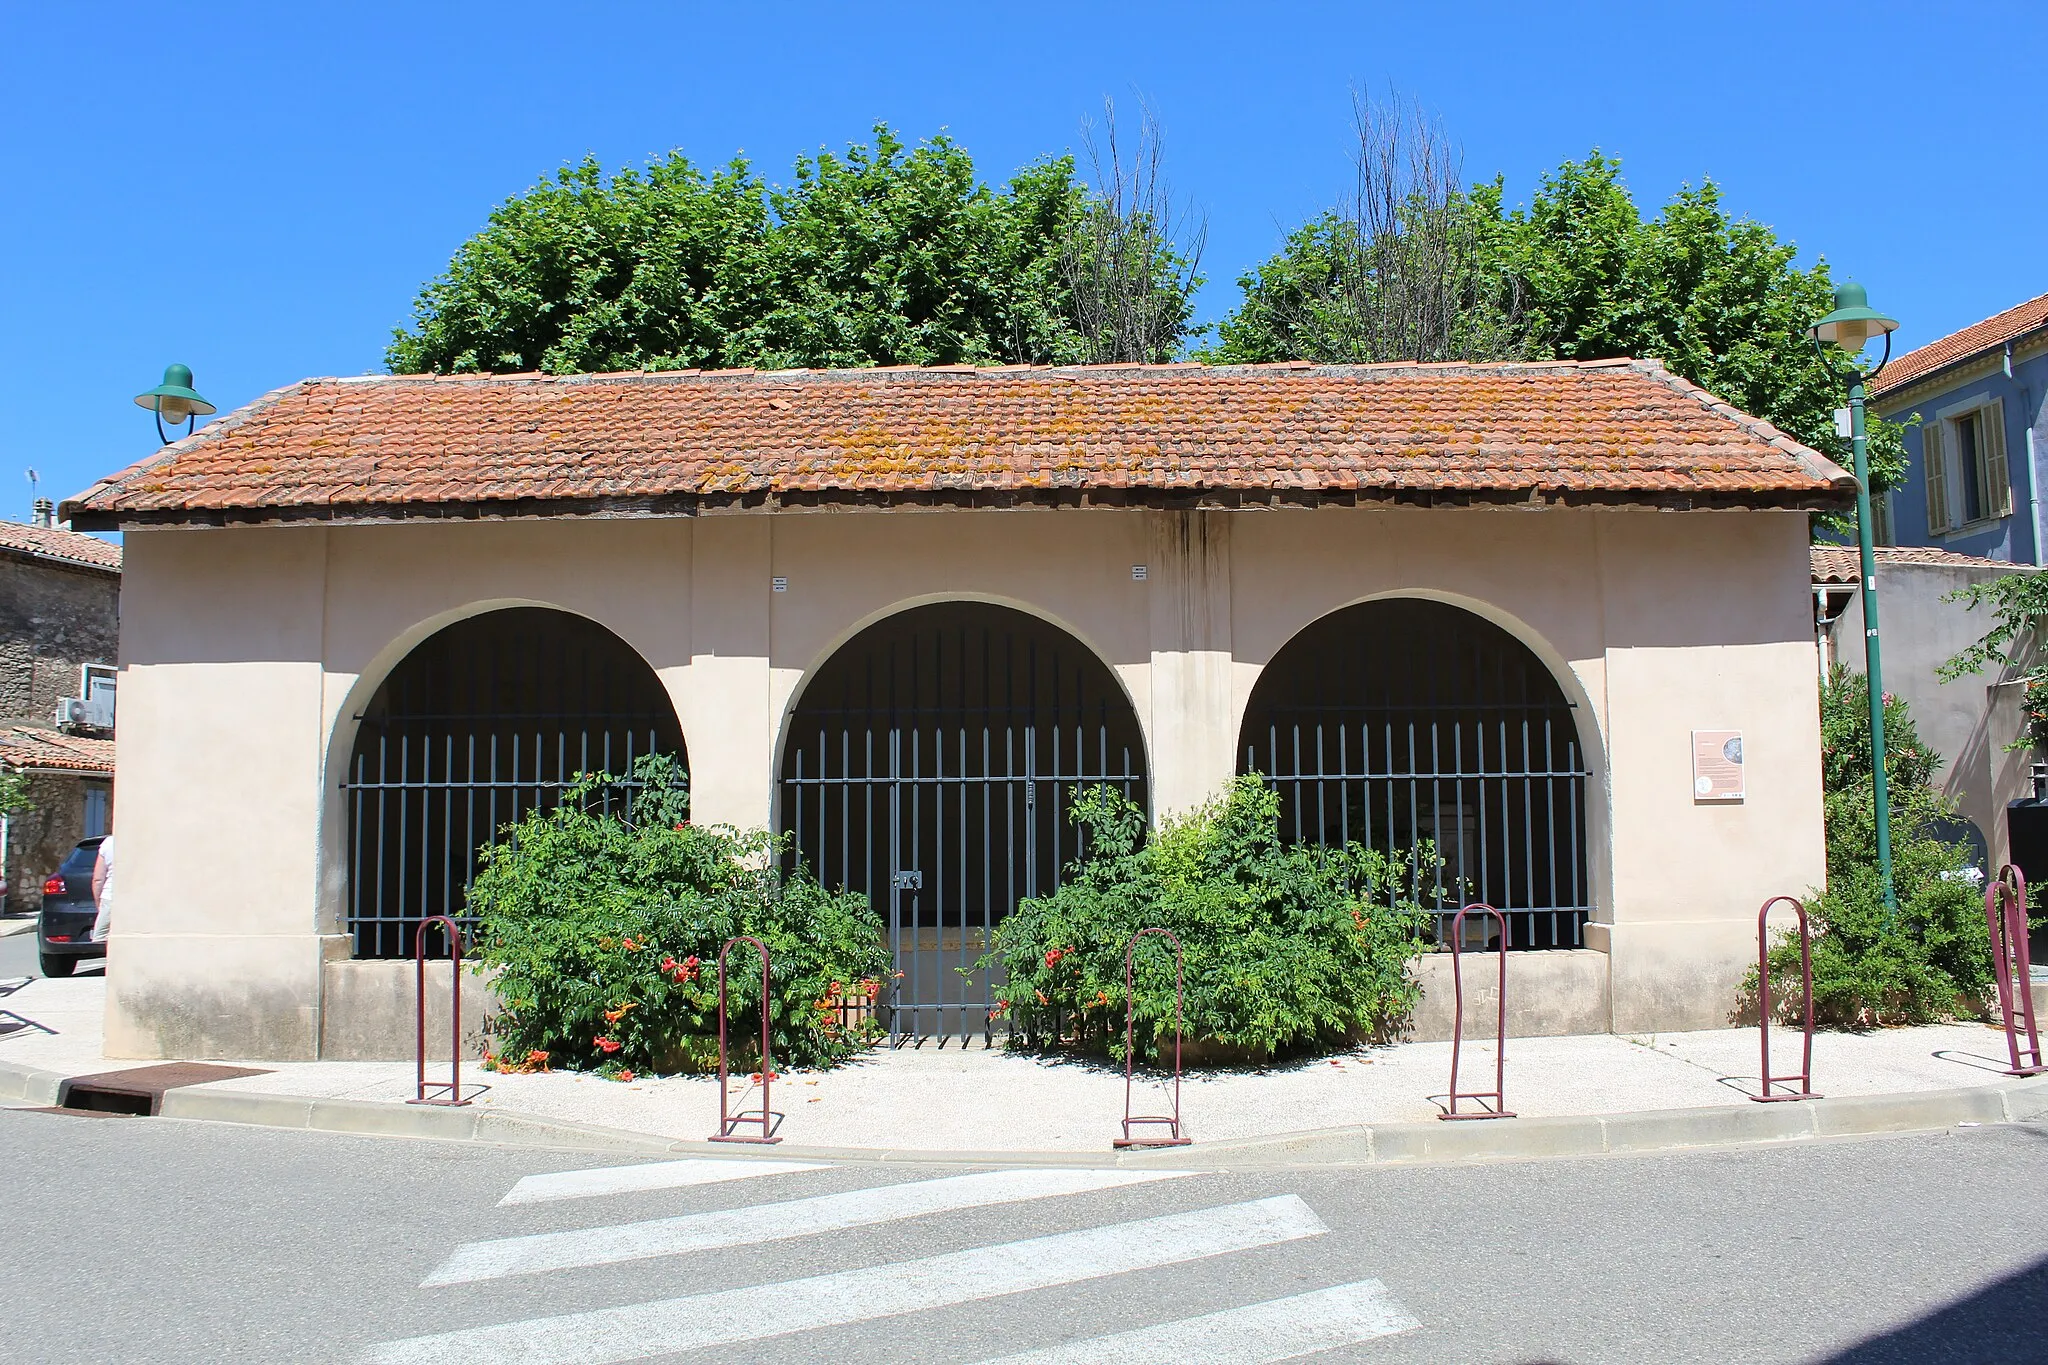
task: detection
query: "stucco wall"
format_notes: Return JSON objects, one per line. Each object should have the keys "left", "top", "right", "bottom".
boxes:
{"left": 1878, "top": 346, "right": 2048, "bottom": 562}
{"left": 107, "top": 505, "right": 1825, "bottom": 1058}
{"left": 1829, "top": 559, "right": 2034, "bottom": 868}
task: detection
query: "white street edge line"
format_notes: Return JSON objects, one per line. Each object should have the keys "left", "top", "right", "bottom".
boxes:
{"left": 963, "top": 1279, "right": 1422, "bottom": 1364}
{"left": 427, "top": 1166, "right": 1190, "bottom": 1287}
{"left": 498, "top": 1158, "right": 830, "bottom": 1205}
{"left": 366, "top": 1194, "right": 1326, "bottom": 1365}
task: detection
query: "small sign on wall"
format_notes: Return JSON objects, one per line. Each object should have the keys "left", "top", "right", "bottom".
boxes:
{"left": 1693, "top": 730, "right": 1744, "bottom": 802}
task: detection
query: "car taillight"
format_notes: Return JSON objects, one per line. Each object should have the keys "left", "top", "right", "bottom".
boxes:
{"left": 42, "top": 876, "right": 64, "bottom": 896}
{"left": 46, "top": 934, "right": 70, "bottom": 943}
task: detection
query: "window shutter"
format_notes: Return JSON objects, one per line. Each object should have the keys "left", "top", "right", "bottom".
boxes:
{"left": 1980, "top": 398, "right": 2012, "bottom": 518}
{"left": 1923, "top": 419, "right": 1951, "bottom": 534}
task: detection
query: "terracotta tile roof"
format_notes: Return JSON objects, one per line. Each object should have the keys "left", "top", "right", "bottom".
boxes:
{"left": 0, "top": 521, "right": 121, "bottom": 574}
{"left": 1870, "top": 292, "right": 2048, "bottom": 399}
{"left": 0, "top": 726, "right": 114, "bottom": 775}
{"left": 1810, "top": 544, "right": 2021, "bottom": 584}
{"left": 62, "top": 359, "right": 1852, "bottom": 529}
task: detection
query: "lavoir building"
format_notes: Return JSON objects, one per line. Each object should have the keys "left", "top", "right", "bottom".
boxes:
{"left": 64, "top": 359, "right": 1849, "bottom": 1060}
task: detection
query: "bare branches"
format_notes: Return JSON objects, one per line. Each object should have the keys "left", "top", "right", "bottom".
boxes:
{"left": 1063, "top": 100, "right": 1206, "bottom": 363}
{"left": 1225, "top": 90, "right": 1528, "bottom": 365}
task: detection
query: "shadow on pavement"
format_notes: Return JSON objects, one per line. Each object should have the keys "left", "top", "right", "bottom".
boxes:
{"left": 1821, "top": 1254, "right": 2048, "bottom": 1362}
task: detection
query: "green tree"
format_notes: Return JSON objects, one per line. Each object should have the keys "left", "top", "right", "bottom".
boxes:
{"left": 0, "top": 768, "right": 32, "bottom": 819}
{"left": 742, "top": 129, "right": 1081, "bottom": 368}
{"left": 388, "top": 124, "right": 1201, "bottom": 375}
{"left": 1212, "top": 147, "right": 1905, "bottom": 534}
{"left": 387, "top": 153, "right": 769, "bottom": 375}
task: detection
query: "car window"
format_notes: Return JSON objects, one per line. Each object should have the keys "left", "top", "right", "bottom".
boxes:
{"left": 58, "top": 840, "right": 104, "bottom": 876}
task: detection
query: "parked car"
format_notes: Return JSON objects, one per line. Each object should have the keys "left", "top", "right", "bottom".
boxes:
{"left": 37, "top": 837, "right": 104, "bottom": 977}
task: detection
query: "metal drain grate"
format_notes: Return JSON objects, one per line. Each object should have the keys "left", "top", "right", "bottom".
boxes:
{"left": 56, "top": 1063, "right": 270, "bottom": 1116}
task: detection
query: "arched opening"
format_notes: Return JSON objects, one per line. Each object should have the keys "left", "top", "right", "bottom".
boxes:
{"left": 343, "top": 607, "right": 686, "bottom": 958}
{"left": 1239, "top": 598, "right": 1590, "bottom": 950}
{"left": 780, "top": 602, "right": 1147, "bottom": 1043}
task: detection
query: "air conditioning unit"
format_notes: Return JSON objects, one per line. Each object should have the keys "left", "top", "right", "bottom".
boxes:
{"left": 55, "top": 695, "right": 113, "bottom": 729}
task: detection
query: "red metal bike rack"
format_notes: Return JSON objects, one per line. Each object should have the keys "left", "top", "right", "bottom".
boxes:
{"left": 1986, "top": 864, "right": 2045, "bottom": 1077}
{"left": 1753, "top": 895, "right": 1821, "bottom": 1103}
{"left": 1442, "top": 903, "right": 1514, "bottom": 1120}
{"left": 1114, "top": 928, "right": 1191, "bottom": 1149}
{"left": 710, "top": 934, "right": 781, "bottom": 1144}
{"left": 408, "top": 914, "right": 471, "bottom": 1107}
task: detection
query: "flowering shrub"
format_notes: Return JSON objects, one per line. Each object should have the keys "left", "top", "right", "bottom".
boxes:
{"left": 980, "top": 776, "right": 1433, "bottom": 1062}
{"left": 1755, "top": 666, "right": 1999, "bottom": 1026}
{"left": 468, "top": 754, "right": 887, "bottom": 1076}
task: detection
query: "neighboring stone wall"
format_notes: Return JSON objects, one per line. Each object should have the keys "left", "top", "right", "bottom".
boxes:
{"left": 4, "top": 771, "right": 104, "bottom": 911}
{"left": 0, "top": 554, "right": 119, "bottom": 723}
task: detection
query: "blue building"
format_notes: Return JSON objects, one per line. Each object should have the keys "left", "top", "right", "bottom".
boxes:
{"left": 1872, "top": 292, "right": 2048, "bottom": 561}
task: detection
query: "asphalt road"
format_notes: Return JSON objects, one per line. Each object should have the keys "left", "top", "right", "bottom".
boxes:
{"left": 0, "top": 919, "right": 97, "bottom": 982}
{"left": 0, "top": 1105, "right": 2041, "bottom": 1364}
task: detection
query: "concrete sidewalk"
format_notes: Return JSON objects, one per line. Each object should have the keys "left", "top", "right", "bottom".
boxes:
{"left": 3, "top": 973, "right": 2043, "bottom": 1163}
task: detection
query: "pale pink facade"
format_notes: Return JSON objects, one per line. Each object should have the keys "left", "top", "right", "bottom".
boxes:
{"left": 107, "top": 502, "right": 1825, "bottom": 1060}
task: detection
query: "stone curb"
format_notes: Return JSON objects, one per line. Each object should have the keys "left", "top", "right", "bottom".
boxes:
{"left": 3, "top": 1054, "right": 2044, "bottom": 1168}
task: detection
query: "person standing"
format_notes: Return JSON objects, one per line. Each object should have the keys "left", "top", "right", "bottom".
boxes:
{"left": 89, "top": 833, "right": 114, "bottom": 944}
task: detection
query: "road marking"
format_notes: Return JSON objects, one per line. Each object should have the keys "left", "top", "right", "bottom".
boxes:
{"left": 367, "top": 1194, "right": 1326, "bottom": 1365}
{"left": 427, "top": 1166, "right": 1190, "bottom": 1286}
{"left": 497, "top": 1157, "right": 829, "bottom": 1206}
{"left": 964, "top": 1279, "right": 1422, "bottom": 1363}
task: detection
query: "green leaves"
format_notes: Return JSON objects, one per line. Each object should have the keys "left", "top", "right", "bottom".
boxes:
{"left": 1211, "top": 148, "right": 1884, "bottom": 534}
{"left": 388, "top": 125, "right": 1201, "bottom": 375}
{"left": 1761, "top": 666, "right": 1994, "bottom": 1027}
{"left": 465, "top": 754, "right": 888, "bottom": 1076}
{"left": 982, "top": 776, "right": 1431, "bottom": 1061}
{"left": 1939, "top": 570, "right": 2048, "bottom": 702}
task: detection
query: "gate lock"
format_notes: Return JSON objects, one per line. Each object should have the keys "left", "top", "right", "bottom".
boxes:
{"left": 891, "top": 870, "right": 923, "bottom": 891}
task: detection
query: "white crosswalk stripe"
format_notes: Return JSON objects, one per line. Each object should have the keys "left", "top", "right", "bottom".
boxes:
{"left": 965, "top": 1279, "right": 1422, "bottom": 1363}
{"left": 366, "top": 1194, "right": 1328, "bottom": 1365}
{"left": 427, "top": 1166, "right": 1189, "bottom": 1286}
{"left": 496, "top": 1156, "right": 828, "bottom": 1205}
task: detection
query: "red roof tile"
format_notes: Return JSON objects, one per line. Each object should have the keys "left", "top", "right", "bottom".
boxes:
{"left": 1870, "top": 292, "right": 2048, "bottom": 399}
{"left": 0, "top": 726, "right": 114, "bottom": 775}
{"left": 62, "top": 360, "right": 1852, "bottom": 528}
{"left": 1810, "top": 544, "right": 2021, "bottom": 584}
{"left": 0, "top": 521, "right": 121, "bottom": 573}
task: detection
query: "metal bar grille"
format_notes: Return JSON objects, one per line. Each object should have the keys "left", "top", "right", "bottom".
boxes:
{"left": 341, "top": 609, "right": 686, "bottom": 959}
{"left": 1240, "top": 599, "right": 1590, "bottom": 951}
{"left": 781, "top": 604, "right": 1146, "bottom": 1045}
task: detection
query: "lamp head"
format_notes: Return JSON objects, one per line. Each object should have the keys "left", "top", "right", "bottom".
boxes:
{"left": 133, "top": 364, "right": 216, "bottom": 422}
{"left": 1806, "top": 281, "right": 1899, "bottom": 354}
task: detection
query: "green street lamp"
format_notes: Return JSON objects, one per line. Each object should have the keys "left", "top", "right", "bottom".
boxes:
{"left": 1806, "top": 281, "right": 1901, "bottom": 922}
{"left": 133, "top": 363, "right": 216, "bottom": 445}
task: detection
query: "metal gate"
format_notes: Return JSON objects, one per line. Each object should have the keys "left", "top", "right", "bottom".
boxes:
{"left": 781, "top": 604, "right": 1146, "bottom": 1044}
{"left": 342, "top": 608, "right": 686, "bottom": 958}
{"left": 1241, "top": 598, "right": 1591, "bottom": 950}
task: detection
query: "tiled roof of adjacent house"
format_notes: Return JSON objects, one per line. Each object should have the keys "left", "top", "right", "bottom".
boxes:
{"left": 1810, "top": 544, "right": 2020, "bottom": 584}
{"left": 1870, "top": 292, "right": 2048, "bottom": 399}
{"left": 0, "top": 726, "right": 114, "bottom": 775}
{"left": 62, "top": 358, "right": 1853, "bottom": 529}
{"left": 0, "top": 521, "right": 121, "bottom": 574}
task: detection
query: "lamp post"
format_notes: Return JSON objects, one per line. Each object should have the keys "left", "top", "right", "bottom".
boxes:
{"left": 133, "top": 364, "right": 215, "bottom": 445}
{"left": 1806, "top": 281, "right": 1901, "bottom": 922}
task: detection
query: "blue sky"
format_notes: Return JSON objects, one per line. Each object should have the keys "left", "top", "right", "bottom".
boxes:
{"left": 4, "top": 1, "right": 2042, "bottom": 524}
